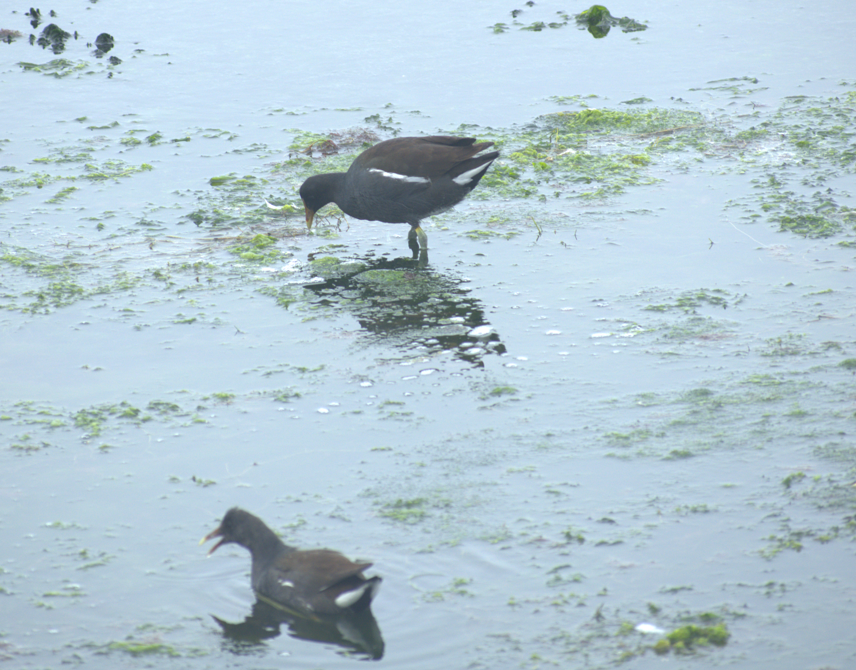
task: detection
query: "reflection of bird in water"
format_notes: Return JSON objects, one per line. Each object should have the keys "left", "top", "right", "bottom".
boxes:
{"left": 201, "top": 508, "right": 381, "bottom": 615}
{"left": 299, "top": 136, "right": 499, "bottom": 259}
{"left": 211, "top": 597, "right": 384, "bottom": 660}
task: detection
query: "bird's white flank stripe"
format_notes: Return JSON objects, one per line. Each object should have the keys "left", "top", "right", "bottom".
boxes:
{"left": 278, "top": 579, "right": 294, "bottom": 588}
{"left": 452, "top": 162, "right": 492, "bottom": 186}
{"left": 368, "top": 168, "right": 429, "bottom": 184}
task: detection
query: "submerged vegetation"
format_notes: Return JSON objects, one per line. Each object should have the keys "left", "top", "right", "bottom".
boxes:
{"left": 490, "top": 4, "right": 647, "bottom": 36}
{"left": 3, "top": 91, "right": 854, "bottom": 323}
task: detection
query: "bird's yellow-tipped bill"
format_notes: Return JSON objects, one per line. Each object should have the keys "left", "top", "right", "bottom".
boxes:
{"left": 199, "top": 526, "right": 224, "bottom": 555}
{"left": 304, "top": 206, "right": 315, "bottom": 230}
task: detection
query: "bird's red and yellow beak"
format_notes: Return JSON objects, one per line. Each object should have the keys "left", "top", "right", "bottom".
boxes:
{"left": 199, "top": 525, "right": 225, "bottom": 555}
{"left": 304, "top": 205, "right": 315, "bottom": 230}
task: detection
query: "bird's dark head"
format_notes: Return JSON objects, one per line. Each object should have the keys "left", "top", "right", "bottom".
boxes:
{"left": 201, "top": 507, "right": 256, "bottom": 555}
{"left": 299, "top": 174, "right": 340, "bottom": 229}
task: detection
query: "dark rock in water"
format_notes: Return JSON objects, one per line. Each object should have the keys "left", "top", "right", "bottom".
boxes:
{"left": 94, "top": 32, "right": 114, "bottom": 55}
{"left": 37, "top": 23, "right": 71, "bottom": 54}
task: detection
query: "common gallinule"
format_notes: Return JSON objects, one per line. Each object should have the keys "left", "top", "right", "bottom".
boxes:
{"left": 299, "top": 136, "right": 499, "bottom": 258}
{"left": 202, "top": 508, "right": 381, "bottom": 616}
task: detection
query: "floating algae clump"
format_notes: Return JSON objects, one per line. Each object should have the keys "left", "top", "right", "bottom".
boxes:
{"left": 653, "top": 624, "right": 730, "bottom": 654}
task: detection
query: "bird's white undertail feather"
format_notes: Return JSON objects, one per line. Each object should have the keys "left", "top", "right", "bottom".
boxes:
{"left": 333, "top": 579, "right": 382, "bottom": 608}
{"left": 452, "top": 162, "right": 492, "bottom": 186}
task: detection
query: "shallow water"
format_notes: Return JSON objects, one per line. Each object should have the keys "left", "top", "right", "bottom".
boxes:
{"left": 2, "top": 0, "right": 856, "bottom": 668}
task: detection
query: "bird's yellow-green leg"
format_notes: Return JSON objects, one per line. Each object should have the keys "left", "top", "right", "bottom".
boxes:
{"left": 407, "top": 225, "right": 428, "bottom": 258}
{"left": 416, "top": 226, "right": 428, "bottom": 250}
{"left": 407, "top": 227, "right": 419, "bottom": 257}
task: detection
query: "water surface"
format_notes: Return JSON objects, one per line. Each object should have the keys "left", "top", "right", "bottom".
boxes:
{"left": 2, "top": 1, "right": 855, "bottom": 667}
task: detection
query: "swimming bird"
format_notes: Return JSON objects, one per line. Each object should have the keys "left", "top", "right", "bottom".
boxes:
{"left": 202, "top": 507, "right": 381, "bottom": 616}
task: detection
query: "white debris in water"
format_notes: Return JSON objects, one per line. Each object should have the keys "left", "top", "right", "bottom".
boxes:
{"left": 635, "top": 623, "right": 665, "bottom": 635}
{"left": 468, "top": 325, "right": 496, "bottom": 339}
